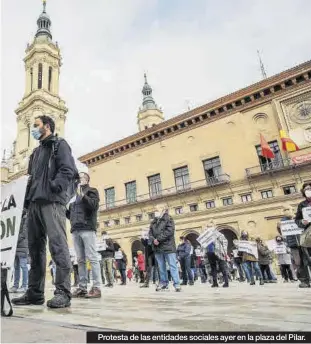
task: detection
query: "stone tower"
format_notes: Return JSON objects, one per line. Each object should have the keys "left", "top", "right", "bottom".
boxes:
{"left": 137, "top": 73, "right": 164, "bottom": 131}
{"left": 10, "top": 0, "right": 68, "bottom": 179}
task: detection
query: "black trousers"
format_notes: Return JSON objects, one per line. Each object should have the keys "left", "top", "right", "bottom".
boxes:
{"left": 260, "top": 264, "right": 272, "bottom": 280}
{"left": 207, "top": 252, "right": 229, "bottom": 285}
{"left": 180, "top": 256, "right": 193, "bottom": 283}
{"left": 144, "top": 254, "right": 157, "bottom": 285}
{"left": 280, "top": 264, "right": 293, "bottom": 281}
{"left": 297, "top": 247, "right": 311, "bottom": 283}
{"left": 27, "top": 202, "right": 71, "bottom": 300}
{"left": 73, "top": 264, "right": 79, "bottom": 285}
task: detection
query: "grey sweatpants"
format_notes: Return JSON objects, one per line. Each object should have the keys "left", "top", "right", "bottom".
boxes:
{"left": 27, "top": 202, "right": 71, "bottom": 299}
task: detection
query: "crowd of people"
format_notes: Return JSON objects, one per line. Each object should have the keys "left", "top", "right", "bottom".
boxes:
{"left": 6, "top": 115, "right": 311, "bottom": 310}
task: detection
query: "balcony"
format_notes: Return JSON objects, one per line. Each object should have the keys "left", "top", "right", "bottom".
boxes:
{"left": 245, "top": 157, "right": 310, "bottom": 178}
{"left": 99, "top": 173, "right": 230, "bottom": 212}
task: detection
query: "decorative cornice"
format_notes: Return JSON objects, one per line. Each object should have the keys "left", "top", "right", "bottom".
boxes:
{"left": 79, "top": 60, "right": 311, "bottom": 166}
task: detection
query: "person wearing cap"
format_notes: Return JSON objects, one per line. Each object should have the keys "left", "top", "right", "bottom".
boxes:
{"left": 295, "top": 182, "right": 311, "bottom": 288}
{"left": 67, "top": 172, "right": 101, "bottom": 298}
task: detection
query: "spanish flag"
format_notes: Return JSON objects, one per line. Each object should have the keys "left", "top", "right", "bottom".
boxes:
{"left": 280, "top": 130, "right": 299, "bottom": 152}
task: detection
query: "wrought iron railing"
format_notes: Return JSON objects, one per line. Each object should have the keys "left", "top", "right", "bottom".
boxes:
{"left": 99, "top": 173, "right": 230, "bottom": 212}
{"left": 245, "top": 157, "right": 299, "bottom": 177}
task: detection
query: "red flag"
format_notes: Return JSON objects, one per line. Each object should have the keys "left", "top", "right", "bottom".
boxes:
{"left": 260, "top": 134, "right": 275, "bottom": 159}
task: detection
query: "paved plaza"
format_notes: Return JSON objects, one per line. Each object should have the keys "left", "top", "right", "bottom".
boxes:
{"left": 2, "top": 280, "right": 311, "bottom": 343}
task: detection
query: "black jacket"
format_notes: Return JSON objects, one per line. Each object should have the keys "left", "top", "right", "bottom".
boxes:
{"left": 99, "top": 238, "right": 115, "bottom": 258}
{"left": 66, "top": 185, "right": 99, "bottom": 232}
{"left": 149, "top": 213, "right": 176, "bottom": 254}
{"left": 295, "top": 200, "right": 311, "bottom": 230}
{"left": 281, "top": 216, "right": 300, "bottom": 249}
{"left": 25, "top": 135, "right": 77, "bottom": 207}
{"left": 16, "top": 215, "right": 28, "bottom": 258}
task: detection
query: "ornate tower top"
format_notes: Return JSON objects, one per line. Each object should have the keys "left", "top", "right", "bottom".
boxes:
{"left": 35, "top": 0, "right": 52, "bottom": 40}
{"left": 141, "top": 73, "right": 159, "bottom": 111}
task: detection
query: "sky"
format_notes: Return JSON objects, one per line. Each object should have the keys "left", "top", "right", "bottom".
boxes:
{"left": 1, "top": 0, "right": 311, "bottom": 159}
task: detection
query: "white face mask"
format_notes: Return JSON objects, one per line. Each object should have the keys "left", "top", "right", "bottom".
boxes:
{"left": 305, "top": 190, "right": 311, "bottom": 198}
{"left": 102, "top": 235, "right": 108, "bottom": 240}
{"left": 154, "top": 211, "right": 161, "bottom": 218}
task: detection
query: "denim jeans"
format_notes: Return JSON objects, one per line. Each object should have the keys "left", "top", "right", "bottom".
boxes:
{"left": 242, "top": 262, "right": 251, "bottom": 282}
{"left": 72, "top": 230, "right": 101, "bottom": 289}
{"left": 246, "top": 261, "right": 263, "bottom": 281}
{"left": 155, "top": 253, "right": 180, "bottom": 288}
{"left": 180, "top": 256, "right": 193, "bottom": 283}
{"left": 13, "top": 256, "right": 28, "bottom": 289}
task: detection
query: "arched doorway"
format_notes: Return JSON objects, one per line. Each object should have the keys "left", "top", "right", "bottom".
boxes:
{"left": 185, "top": 232, "right": 200, "bottom": 249}
{"left": 131, "top": 239, "right": 144, "bottom": 263}
{"left": 218, "top": 228, "right": 238, "bottom": 253}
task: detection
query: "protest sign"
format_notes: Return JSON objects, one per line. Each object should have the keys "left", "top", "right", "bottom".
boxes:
{"left": 236, "top": 240, "right": 258, "bottom": 259}
{"left": 232, "top": 249, "right": 239, "bottom": 258}
{"left": 96, "top": 241, "right": 107, "bottom": 252}
{"left": 1, "top": 176, "right": 28, "bottom": 269}
{"left": 115, "top": 251, "right": 123, "bottom": 259}
{"left": 302, "top": 207, "right": 311, "bottom": 222}
{"left": 195, "top": 248, "right": 203, "bottom": 257}
{"left": 196, "top": 227, "right": 219, "bottom": 248}
{"left": 274, "top": 243, "right": 287, "bottom": 255}
{"left": 266, "top": 239, "right": 276, "bottom": 251}
{"left": 280, "top": 220, "right": 303, "bottom": 236}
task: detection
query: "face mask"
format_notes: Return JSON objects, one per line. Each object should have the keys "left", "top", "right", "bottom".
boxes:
{"left": 102, "top": 235, "right": 108, "bottom": 240}
{"left": 31, "top": 127, "right": 42, "bottom": 140}
{"left": 154, "top": 211, "right": 161, "bottom": 218}
{"left": 305, "top": 190, "right": 311, "bottom": 198}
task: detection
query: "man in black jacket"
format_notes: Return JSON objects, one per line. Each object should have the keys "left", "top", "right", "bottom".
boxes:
{"left": 10, "top": 212, "right": 29, "bottom": 293}
{"left": 98, "top": 231, "right": 115, "bottom": 288}
{"left": 149, "top": 206, "right": 181, "bottom": 292}
{"left": 68, "top": 172, "right": 101, "bottom": 298}
{"left": 12, "top": 115, "right": 78, "bottom": 309}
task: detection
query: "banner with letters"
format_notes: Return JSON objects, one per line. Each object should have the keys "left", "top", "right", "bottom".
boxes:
{"left": 196, "top": 228, "right": 219, "bottom": 248}
{"left": 280, "top": 220, "right": 303, "bottom": 236}
{"left": 1, "top": 176, "right": 29, "bottom": 269}
{"left": 236, "top": 240, "right": 258, "bottom": 259}
{"left": 96, "top": 241, "right": 107, "bottom": 252}
{"left": 302, "top": 207, "right": 311, "bottom": 222}
{"left": 274, "top": 243, "right": 287, "bottom": 255}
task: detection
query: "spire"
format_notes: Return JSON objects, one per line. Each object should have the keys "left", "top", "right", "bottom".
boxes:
{"left": 141, "top": 73, "right": 158, "bottom": 111}
{"left": 35, "top": 0, "right": 52, "bottom": 40}
{"left": 257, "top": 50, "right": 267, "bottom": 79}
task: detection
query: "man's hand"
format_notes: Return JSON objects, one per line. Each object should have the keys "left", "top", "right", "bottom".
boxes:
{"left": 76, "top": 186, "right": 84, "bottom": 198}
{"left": 153, "top": 239, "right": 159, "bottom": 246}
{"left": 302, "top": 220, "right": 310, "bottom": 226}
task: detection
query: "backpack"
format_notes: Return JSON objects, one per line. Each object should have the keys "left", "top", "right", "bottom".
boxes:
{"left": 50, "top": 137, "right": 79, "bottom": 204}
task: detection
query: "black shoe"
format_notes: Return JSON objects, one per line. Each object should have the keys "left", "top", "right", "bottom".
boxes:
{"left": 105, "top": 284, "right": 113, "bottom": 288}
{"left": 140, "top": 284, "right": 149, "bottom": 288}
{"left": 12, "top": 293, "right": 44, "bottom": 306}
{"left": 189, "top": 281, "right": 194, "bottom": 286}
{"left": 47, "top": 291, "right": 71, "bottom": 309}
{"left": 223, "top": 283, "right": 229, "bottom": 288}
{"left": 156, "top": 284, "right": 169, "bottom": 292}
{"left": 250, "top": 281, "right": 255, "bottom": 285}
{"left": 175, "top": 286, "right": 181, "bottom": 292}
{"left": 299, "top": 282, "right": 311, "bottom": 288}
{"left": 72, "top": 288, "right": 87, "bottom": 298}
{"left": 211, "top": 284, "right": 219, "bottom": 288}
{"left": 260, "top": 279, "right": 264, "bottom": 285}
{"left": 180, "top": 282, "right": 187, "bottom": 286}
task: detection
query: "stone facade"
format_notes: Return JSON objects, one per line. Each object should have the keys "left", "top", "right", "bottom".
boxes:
{"left": 79, "top": 61, "right": 311, "bottom": 264}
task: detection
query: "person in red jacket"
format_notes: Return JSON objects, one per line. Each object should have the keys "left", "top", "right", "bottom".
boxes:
{"left": 137, "top": 251, "right": 145, "bottom": 283}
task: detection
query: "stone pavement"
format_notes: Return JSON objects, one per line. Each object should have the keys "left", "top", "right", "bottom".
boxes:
{"left": 2, "top": 280, "right": 311, "bottom": 343}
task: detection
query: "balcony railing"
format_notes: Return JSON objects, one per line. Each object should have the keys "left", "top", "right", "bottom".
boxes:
{"left": 245, "top": 157, "right": 307, "bottom": 177}
{"left": 99, "top": 173, "right": 230, "bottom": 212}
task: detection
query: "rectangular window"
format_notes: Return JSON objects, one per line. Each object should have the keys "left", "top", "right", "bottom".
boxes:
{"left": 148, "top": 174, "right": 162, "bottom": 197}
{"left": 256, "top": 140, "right": 283, "bottom": 171}
{"left": 174, "top": 166, "right": 190, "bottom": 191}
{"left": 189, "top": 204, "right": 198, "bottom": 212}
{"left": 261, "top": 190, "right": 273, "bottom": 199}
{"left": 283, "top": 185, "right": 296, "bottom": 195}
{"left": 30, "top": 68, "right": 33, "bottom": 91}
{"left": 38, "top": 63, "right": 43, "bottom": 89}
{"left": 148, "top": 212, "right": 155, "bottom": 220}
{"left": 105, "top": 187, "right": 115, "bottom": 209}
{"left": 48, "top": 67, "right": 52, "bottom": 92}
{"left": 175, "top": 207, "right": 183, "bottom": 215}
{"left": 136, "top": 214, "right": 142, "bottom": 222}
{"left": 104, "top": 221, "right": 110, "bottom": 228}
{"left": 223, "top": 197, "right": 233, "bottom": 206}
{"left": 124, "top": 217, "right": 131, "bottom": 224}
{"left": 205, "top": 200, "right": 215, "bottom": 209}
{"left": 114, "top": 219, "right": 120, "bottom": 226}
{"left": 203, "top": 156, "right": 222, "bottom": 184}
{"left": 241, "top": 194, "right": 252, "bottom": 203}
{"left": 125, "top": 181, "right": 137, "bottom": 204}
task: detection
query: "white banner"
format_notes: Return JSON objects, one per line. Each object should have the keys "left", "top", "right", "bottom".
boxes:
{"left": 196, "top": 227, "right": 219, "bottom": 248}
{"left": 280, "top": 220, "right": 304, "bottom": 236}
{"left": 274, "top": 243, "right": 287, "bottom": 255}
{"left": 266, "top": 239, "right": 276, "bottom": 251}
{"left": 96, "top": 241, "right": 107, "bottom": 252}
{"left": 115, "top": 251, "right": 123, "bottom": 259}
{"left": 302, "top": 207, "right": 311, "bottom": 222}
{"left": 1, "top": 176, "right": 29, "bottom": 269}
{"left": 236, "top": 240, "right": 258, "bottom": 259}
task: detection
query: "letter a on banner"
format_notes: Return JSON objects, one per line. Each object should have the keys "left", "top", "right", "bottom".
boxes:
{"left": 1, "top": 176, "right": 29, "bottom": 317}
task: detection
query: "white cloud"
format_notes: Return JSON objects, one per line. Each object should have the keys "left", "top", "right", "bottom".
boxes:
{"left": 1, "top": 0, "right": 311, "bottom": 158}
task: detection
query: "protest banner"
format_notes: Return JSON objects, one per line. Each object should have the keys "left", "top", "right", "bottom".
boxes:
{"left": 236, "top": 240, "right": 258, "bottom": 259}
{"left": 96, "top": 241, "right": 107, "bottom": 252}
{"left": 1, "top": 176, "right": 29, "bottom": 269}
{"left": 196, "top": 227, "right": 219, "bottom": 248}
{"left": 280, "top": 220, "right": 304, "bottom": 236}
{"left": 302, "top": 207, "right": 311, "bottom": 222}
{"left": 266, "top": 239, "right": 276, "bottom": 251}
{"left": 274, "top": 243, "right": 287, "bottom": 255}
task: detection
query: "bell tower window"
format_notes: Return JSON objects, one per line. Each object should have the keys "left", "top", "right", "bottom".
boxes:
{"left": 30, "top": 68, "right": 33, "bottom": 91}
{"left": 48, "top": 67, "right": 52, "bottom": 91}
{"left": 38, "top": 63, "right": 43, "bottom": 89}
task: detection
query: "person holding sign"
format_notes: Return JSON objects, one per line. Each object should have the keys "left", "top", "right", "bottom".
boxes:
{"left": 294, "top": 182, "right": 311, "bottom": 288}
{"left": 275, "top": 236, "right": 294, "bottom": 282}
{"left": 12, "top": 115, "right": 78, "bottom": 309}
